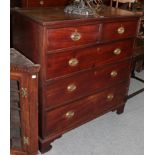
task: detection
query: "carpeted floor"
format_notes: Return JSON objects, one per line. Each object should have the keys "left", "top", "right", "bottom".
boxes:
{"left": 40, "top": 71, "right": 144, "bottom": 155}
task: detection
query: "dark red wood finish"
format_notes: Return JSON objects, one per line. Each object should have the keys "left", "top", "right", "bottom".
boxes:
{"left": 11, "top": 0, "right": 69, "bottom": 7}
{"left": 10, "top": 49, "right": 40, "bottom": 155}
{"left": 23, "top": 0, "right": 69, "bottom": 7}
{"left": 102, "top": 20, "right": 138, "bottom": 41}
{"left": 47, "top": 25, "right": 100, "bottom": 50}
{"left": 45, "top": 82, "right": 129, "bottom": 136}
{"left": 11, "top": 7, "right": 140, "bottom": 153}
{"left": 46, "top": 39, "right": 134, "bottom": 79}
{"left": 46, "top": 60, "right": 131, "bottom": 109}
{"left": 11, "top": 150, "right": 27, "bottom": 155}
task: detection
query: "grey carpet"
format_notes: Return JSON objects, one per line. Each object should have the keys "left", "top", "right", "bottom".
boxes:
{"left": 39, "top": 71, "right": 144, "bottom": 155}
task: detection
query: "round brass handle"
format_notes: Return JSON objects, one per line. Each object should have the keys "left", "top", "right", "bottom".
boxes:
{"left": 39, "top": 0, "right": 44, "bottom": 5}
{"left": 71, "top": 31, "right": 81, "bottom": 41}
{"left": 113, "top": 48, "right": 121, "bottom": 55}
{"left": 67, "top": 84, "right": 77, "bottom": 92}
{"left": 107, "top": 94, "right": 114, "bottom": 101}
{"left": 117, "top": 26, "right": 125, "bottom": 34}
{"left": 65, "top": 111, "right": 75, "bottom": 119}
{"left": 110, "top": 70, "right": 118, "bottom": 78}
{"left": 68, "top": 58, "right": 79, "bottom": 67}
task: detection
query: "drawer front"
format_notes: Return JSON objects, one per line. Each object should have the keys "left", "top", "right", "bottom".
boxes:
{"left": 46, "top": 60, "right": 131, "bottom": 109}
{"left": 45, "top": 82, "right": 128, "bottom": 136}
{"left": 47, "top": 25, "right": 99, "bottom": 51}
{"left": 102, "top": 20, "right": 138, "bottom": 41}
{"left": 26, "top": 0, "right": 68, "bottom": 7}
{"left": 46, "top": 39, "right": 134, "bottom": 79}
{"left": 26, "top": 0, "right": 51, "bottom": 7}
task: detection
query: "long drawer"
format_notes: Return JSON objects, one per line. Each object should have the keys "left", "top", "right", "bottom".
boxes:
{"left": 46, "top": 39, "right": 134, "bottom": 79}
{"left": 102, "top": 20, "right": 138, "bottom": 41}
{"left": 47, "top": 25, "right": 99, "bottom": 51}
{"left": 45, "top": 82, "right": 128, "bottom": 137}
{"left": 45, "top": 60, "right": 131, "bottom": 109}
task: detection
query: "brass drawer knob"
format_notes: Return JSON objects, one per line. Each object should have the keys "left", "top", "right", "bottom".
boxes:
{"left": 71, "top": 31, "right": 81, "bottom": 41}
{"left": 39, "top": 0, "right": 44, "bottom": 5}
{"left": 117, "top": 26, "right": 125, "bottom": 34}
{"left": 113, "top": 48, "right": 121, "bottom": 55}
{"left": 67, "top": 84, "right": 77, "bottom": 92}
{"left": 110, "top": 70, "right": 118, "bottom": 78}
{"left": 107, "top": 94, "right": 114, "bottom": 101}
{"left": 68, "top": 58, "right": 79, "bottom": 67}
{"left": 65, "top": 111, "right": 75, "bottom": 119}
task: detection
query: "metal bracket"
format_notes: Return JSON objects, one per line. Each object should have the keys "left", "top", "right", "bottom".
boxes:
{"left": 23, "top": 137, "right": 29, "bottom": 145}
{"left": 21, "top": 88, "right": 28, "bottom": 98}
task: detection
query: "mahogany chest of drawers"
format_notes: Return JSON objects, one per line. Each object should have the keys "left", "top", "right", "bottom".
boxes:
{"left": 12, "top": 6, "right": 140, "bottom": 153}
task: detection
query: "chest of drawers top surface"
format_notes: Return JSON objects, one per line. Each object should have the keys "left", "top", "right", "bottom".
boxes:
{"left": 12, "top": 6, "right": 140, "bottom": 25}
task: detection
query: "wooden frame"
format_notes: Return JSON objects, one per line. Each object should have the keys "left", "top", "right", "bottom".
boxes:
{"left": 110, "top": 0, "right": 136, "bottom": 9}
{"left": 10, "top": 49, "right": 40, "bottom": 155}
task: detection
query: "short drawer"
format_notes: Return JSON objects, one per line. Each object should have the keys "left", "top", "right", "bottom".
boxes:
{"left": 102, "top": 20, "right": 138, "bottom": 41}
{"left": 45, "top": 60, "right": 131, "bottom": 109}
{"left": 26, "top": 0, "right": 63, "bottom": 7}
{"left": 47, "top": 25, "right": 99, "bottom": 51}
{"left": 45, "top": 82, "right": 128, "bottom": 136}
{"left": 46, "top": 39, "right": 134, "bottom": 79}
